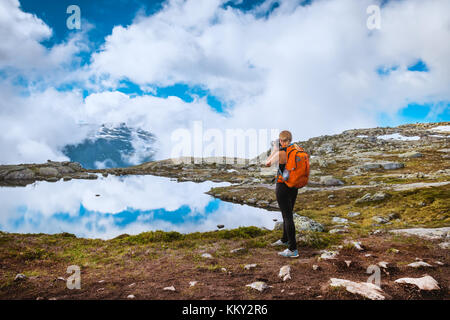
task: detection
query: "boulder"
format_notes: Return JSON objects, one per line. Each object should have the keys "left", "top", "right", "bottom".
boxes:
{"left": 389, "top": 227, "right": 450, "bottom": 240}
{"left": 246, "top": 281, "right": 268, "bottom": 292}
{"left": 39, "top": 167, "right": 59, "bottom": 177}
{"left": 4, "top": 169, "right": 35, "bottom": 180}
{"left": 68, "top": 162, "right": 83, "bottom": 171}
{"left": 57, "top": 166, "right": 75, "bottom": 174}
{"left": 319, "top": 176, "right": 344, "bottom": 186}
{"left": 398, "top": 151, "right": 423, "bottom": 158}
{"left": 329, "top": 278, "right": 386, "bottom": 300}
{"left": 279, "top": 265, "right": 291, "bottom": 281}
{"left": 14, "top": 273, "right": 27, "bottom": 281}
{"left": 381, "top": 162, "right": 404, "bottom": 170}
{"left": 395, "top": 275, "right": 440, "bottom": 291}
{"left": 293, "top": 214, "right": 325, "bottom": 232}
{"left": 332, "top": 217, "right": 348, "bottom": 224}
{"left": 356, "top": 192, "right": 389, "bottom": 203}
{"left": 320, "top": 251, "right": 338, "bottom": 260}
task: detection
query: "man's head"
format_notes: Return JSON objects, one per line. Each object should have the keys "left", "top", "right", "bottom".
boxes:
{"left": 279, "top": 130, "right": 292, "bottom": 148}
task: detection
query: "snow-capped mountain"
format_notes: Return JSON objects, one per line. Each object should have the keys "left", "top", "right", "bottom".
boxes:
{"left": 62, "top": 123, "right": 156, "bottom": 169}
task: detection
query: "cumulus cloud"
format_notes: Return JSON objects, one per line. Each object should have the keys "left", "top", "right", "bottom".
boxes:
{"left": 0, "top": 84, "right": 89, "bottom": 164}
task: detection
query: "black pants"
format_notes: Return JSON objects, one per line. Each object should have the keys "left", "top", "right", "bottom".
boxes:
{"left": 276, "top": 182, "right": 298, "bottom": 251}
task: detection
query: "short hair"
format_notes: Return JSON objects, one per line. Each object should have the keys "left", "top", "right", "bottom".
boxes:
{"left": 279, "top": 130, "right": 292, "bottom": 142}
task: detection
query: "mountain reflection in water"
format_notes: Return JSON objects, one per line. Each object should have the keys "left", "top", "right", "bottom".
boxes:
{"left": 0, "top": 174, "right": 281, "bottom": 239}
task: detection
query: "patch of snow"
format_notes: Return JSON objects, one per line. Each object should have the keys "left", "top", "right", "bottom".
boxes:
{"left": 377, "top": 133, "right": 420, "bottom": 141}
{"left": 428, "top": 135, "right": 446, "bottom": 138}
{"left": 430, "top": 125, "right": 450, "bottom": 133}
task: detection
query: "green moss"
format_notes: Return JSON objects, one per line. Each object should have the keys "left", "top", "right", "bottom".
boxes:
{"left": 297, "top": 231, "right": 343, "bottom": 249}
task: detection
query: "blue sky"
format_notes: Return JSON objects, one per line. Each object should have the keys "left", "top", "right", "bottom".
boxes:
{"left": 1, "top": 0, "right": 449, "bottom": 164}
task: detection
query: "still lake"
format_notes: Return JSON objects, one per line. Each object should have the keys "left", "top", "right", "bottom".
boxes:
{"left": 0, "top": 174, "right": 281, "bottom": 239}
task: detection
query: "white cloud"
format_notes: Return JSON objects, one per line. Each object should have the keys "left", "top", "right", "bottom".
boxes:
{"left": 0, "top": 84, "right": 89, "bottom": 164}
{"left": 0, "top": 175, "right": 279, "bottom": 239}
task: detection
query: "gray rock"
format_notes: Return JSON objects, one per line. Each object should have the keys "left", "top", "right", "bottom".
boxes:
{"left": 39, "top": 167, "right": 59, "bottom": 177}
{"left": 319, "top": 176, "right": 344, "bottom": 186}
{"left": 68, "top": 162, "right": 83, "bottom": 171}
{"left": 14, "top": 273, "right": 27, "bottom": 281}
{"left": 395, "top": 275, "right": 440, "bottom": 291}
{"left": 246, "top": 281, "right": 268, "bottom": 292}
{"left": 389, "top": 227, "right": 450, "bottom": 240}
{"left": 348, "top": 212, "right": 361, "bottom": 217}
{"left": 372, "top": 192, "right": 389, "bottom": 201}
{"left": 329, "top": 278, "right": 386, "bottom": 300}
{"left": 4, "top": 169, "right": 35, "bottom": 180}
{"left": 356, "top": 192, "right": 389, "bottom": 203}
{"left": 407, "top": 261, "right": 433, "bottom": 268}
{"left": 320, "top": 251, "right": 339, "bottom": 260}
{"left": 398, "top": 151, "right": 423, "bottom": 158}
{"left": 329, "top": 228, "right": 348, "bottom": 234}
{"left": 56, "top": 166, "right": 75, "bottom": 174}
{"left": 359, "top": 163, "right": 382, "bottom": 171}
{"left": 293, "top": 214, "right": 325, "bottom": 232}
{"left": 332, "top": 217, "right": 348, "bottom": 224}
{"left": 355, "top": 193, "right": 373, "bottom": 203}
{"left": 382, "top": 162, "right": 404, "bottom": 170}
{"left": 372, "top": 216, "right": 389, "bottom": 224}
{"left": 230, "top": 248, "right": 246, "bottom": 254}
{"left": 278, "top": 265, "right": 291, "bottom": 281}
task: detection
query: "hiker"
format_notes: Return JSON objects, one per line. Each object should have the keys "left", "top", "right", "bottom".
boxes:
{"left": 265, "top": 130, "right": 310, "bottom": 258}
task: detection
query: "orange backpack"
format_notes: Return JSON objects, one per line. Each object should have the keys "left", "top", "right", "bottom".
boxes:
{"left": 276, "top": 144, "right": 310, "bottom": 188}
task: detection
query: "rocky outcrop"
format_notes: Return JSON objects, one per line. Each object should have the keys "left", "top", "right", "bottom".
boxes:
{"left": 389, "top": 227, "right": 450, "bottom": 240}
{"left": 274, "top": 214, "right": 324, "bottom": 233}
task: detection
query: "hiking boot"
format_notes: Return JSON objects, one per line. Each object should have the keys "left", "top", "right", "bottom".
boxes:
{"left": 271, "top": 239, "right": 288, "bottom": 246}
{"left": 278, "top": 248, "right": 299, "bottom": 258}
